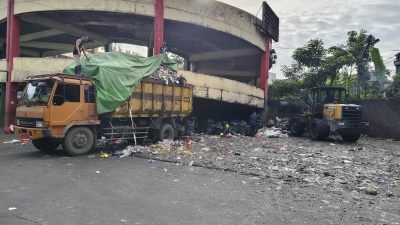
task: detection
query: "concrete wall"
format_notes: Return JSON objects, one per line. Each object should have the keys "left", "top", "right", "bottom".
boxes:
{"left": 356, "top": 98, "right": 400, "bottom": 140}
{"left": 181, "top": 71, "right": 264, "bottom": 108}
{"left": 0, "top": 0, "right": 6, "bottom": 21}
{"left": 0, "top": 0, "right": 264, "bottom": 50}
{"left": 11, "top": 57, "right": 71, "bottom": 81}
{"left": 0, "top": 59, "right": 6, "bottom": 83}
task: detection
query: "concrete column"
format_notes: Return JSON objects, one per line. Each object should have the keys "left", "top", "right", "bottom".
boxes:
{"left": 395, "top": 53, "right": 400, "bottom": 74}
{"left": 153, "top": 0, "right": 164, "bottom": 55}
{"left": 4, "top": 0, "right": 20, "bottom": 132}
{"left": 105, "top": 43, "right": 113, "bottom": 52}
{"left": 258, "top": 35, "right": 271, "bottom": 99}
{"left": 184, "top": 59, "right": 190, "bottom": 71}
{"left": 0, "top": 84, "right": 6, "bottom": 128}
{"left": 1, "top": 43, "right": 6, "bottom": 58}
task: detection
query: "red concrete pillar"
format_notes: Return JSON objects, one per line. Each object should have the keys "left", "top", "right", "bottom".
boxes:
{"left": 153, "top": 0, "right": 164, "bottom": 55}
{"left": 4, "top": 0, "right": 20, "bottom": 132}
{"left": 259, "top": 35, "right": 271, "bottom": 99}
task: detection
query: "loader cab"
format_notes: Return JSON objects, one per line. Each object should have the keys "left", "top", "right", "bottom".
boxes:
{"left": 311, "top": 87, "right": 346, "bottom": 116}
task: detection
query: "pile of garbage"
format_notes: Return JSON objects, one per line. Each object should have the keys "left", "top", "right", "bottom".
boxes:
{"left": 256, "top": 127, "right": 289, "bottom": 138}
{"left": 114, "top": 138, "right": 194, "bottom": 160}
{"left": 187, "top": 118, "right": 253, "bottom": 136}
{"left": 148, "top": 65, "right": 187, "bottom": 86}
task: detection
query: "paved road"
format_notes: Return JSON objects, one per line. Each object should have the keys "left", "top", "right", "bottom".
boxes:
{"left": 0, "top": 137, "right": 299, "bottom": 225}
{"left": 1, "top": 135, "right": 398, "bottom": 225}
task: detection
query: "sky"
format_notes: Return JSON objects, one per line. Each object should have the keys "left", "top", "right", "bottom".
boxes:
{"left": 218, "top": 0, "right": 400, "bottom": 79}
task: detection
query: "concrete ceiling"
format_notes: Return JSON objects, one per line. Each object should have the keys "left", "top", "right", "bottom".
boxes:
{"left": 0, "top": 10, "right": 263, "bottom": 82}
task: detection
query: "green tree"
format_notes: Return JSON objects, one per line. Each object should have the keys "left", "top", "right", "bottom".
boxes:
{"left": 282, "top": 39, "right": 350, "bottom": 89}
{"left": 268, "top": 79, "right": 303, "bottom": 100}
{"left": 387, "top": 74, "right": 400, "bottom": 97}
{"left": 345, "top": 30, "right": 380, "bottom": 99}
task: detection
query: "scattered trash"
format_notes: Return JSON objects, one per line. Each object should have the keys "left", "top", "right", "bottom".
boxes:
{"left": 95, "top": 170, "right": 101, "bottom": 174}
{"left": 256, "top": 127, "right": 287, "bottom": 138}
{"left": 148, "top": 160, "right": 156, "bottom": 164}
{"left": 365, "top": 187, "right": 378, "bottom": 196}
{"left": 2, "top": 139, "right": 20, "bottom": 144}
{"left": 100, "top": 152, "right": 109, "bottom": 158}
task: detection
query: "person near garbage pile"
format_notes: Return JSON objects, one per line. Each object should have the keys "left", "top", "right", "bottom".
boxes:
{"left": 73, "top": 35, "right": 89, "bottom": 75}
{"left": 249, "top": 111, "right": 259, "bottom": 136}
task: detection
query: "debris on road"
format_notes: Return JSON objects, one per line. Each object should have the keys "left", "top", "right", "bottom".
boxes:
{"left": 8, "top": 207, "right": 17, "bottom": 211}
{"left": 364, "top": 187, "right": 378, "bottom": 196}
{"left": 2, "top": 139, "right": 21, "bottom": 144}
{"left": 108, "top": 134, "right": 400, "bottom": 204}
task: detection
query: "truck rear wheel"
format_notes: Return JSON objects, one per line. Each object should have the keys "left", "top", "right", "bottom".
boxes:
{"left": 64, "top": 126, "right": 95, "bottom": 156}
{"left": 159, "top": 123, "right": 175, "bottom": 141}
{"left": 341, "top": 133, "right": 361, "bottom": 142}
{"left": 32, "top": 138, "right": 60, "bottom": 152}
{"left": 309, "top": 119, "right": 329, "bottom": 141}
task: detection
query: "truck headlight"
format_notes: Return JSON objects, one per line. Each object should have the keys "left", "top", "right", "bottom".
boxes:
{"left": 36, "top": 121, "right": 44, "bottom": 128}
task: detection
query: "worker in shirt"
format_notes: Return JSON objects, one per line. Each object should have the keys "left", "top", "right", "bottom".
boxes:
{"left": 249, "top": 111, "right": 259, "bottom": 136}
{"left": 73, "top": 35, "right": 89, "bottom": 75}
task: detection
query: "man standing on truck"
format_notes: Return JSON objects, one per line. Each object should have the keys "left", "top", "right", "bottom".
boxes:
{"left": 73, "top": 35, "right": 89, "bottom": 75}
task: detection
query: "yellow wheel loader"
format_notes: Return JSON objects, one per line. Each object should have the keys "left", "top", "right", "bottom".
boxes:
{"left": 289, "top": 87, "right": 367, "bottom": 142}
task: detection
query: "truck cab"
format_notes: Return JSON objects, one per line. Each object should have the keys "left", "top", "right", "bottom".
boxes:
{"left": 14, "top": 74, "right": 99, "bottom": 155}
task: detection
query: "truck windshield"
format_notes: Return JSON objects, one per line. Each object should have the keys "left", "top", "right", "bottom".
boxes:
{"left": 19, "top": 80, "right": 55, "bottom": 106}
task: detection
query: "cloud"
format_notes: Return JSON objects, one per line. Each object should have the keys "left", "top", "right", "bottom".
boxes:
{"left": 219, "top": 0, "right": 400, "bottom": 78}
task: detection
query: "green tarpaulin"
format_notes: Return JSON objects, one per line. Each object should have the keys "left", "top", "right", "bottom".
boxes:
{"left": 64, "top": 52, "right": 178, "bottom": 114}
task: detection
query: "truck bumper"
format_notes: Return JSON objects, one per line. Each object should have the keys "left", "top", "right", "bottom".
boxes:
{"left": 329, "top": 121, "right": 361, "bottom": 135}
{"left": 13, "top": 126, "right": 52, "bottom": 140}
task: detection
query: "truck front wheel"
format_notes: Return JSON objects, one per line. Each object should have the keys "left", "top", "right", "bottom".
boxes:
{"left": 309, "top": 119, "right": 329, "bottom": 141}
{"left": 32, "top": 138, "right": 60, "bottom": 152}
{"left": 64, "top": 126, "right": 95, "bottom": 156}
{"left": 159, "top": 123, "right": 175, "bottom": 141}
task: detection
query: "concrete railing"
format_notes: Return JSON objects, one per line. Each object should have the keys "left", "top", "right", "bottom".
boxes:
{"left": 4, "top": 57, "right": 264, "bottom": 108}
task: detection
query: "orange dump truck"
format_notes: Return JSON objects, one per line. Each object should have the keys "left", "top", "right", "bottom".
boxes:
{"left": 14, "top": 74, "right": 193, "bottom": 155}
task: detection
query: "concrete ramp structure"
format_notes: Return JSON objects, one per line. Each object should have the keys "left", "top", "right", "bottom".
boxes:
{"left": 0, "top": 0, "right": 278, "bottom": 129}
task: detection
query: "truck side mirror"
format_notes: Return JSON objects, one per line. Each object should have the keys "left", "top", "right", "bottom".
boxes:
{"left": 53, "top": 95, "right": 65, "bottom": 106}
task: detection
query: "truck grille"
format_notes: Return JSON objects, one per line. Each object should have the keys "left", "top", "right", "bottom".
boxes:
{"left": 342, "top": 107, "right": 361, "bottom": 127}
{"left": 16, "top": 118, "right": 41, "bottom": 128}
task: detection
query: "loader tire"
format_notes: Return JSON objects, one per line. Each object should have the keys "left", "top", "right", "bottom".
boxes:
{"left": 32, "top": 138, "right": 60, "bottom": 152}
{"left": 159, "top": 123, "right": 175, "bottom": 141}
{"left": 309, "top": 119, "right": 329, "bottom": 141}
{"left": 289, "top": 119, "right": 306, "bottom": 137}
{"left": 64, "top": 126, "right": 95, "bottom": 156}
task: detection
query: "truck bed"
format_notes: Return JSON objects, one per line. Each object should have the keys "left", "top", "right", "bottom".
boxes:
{"left": 111, "top": 77, "right": 193, "bottom": 118}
